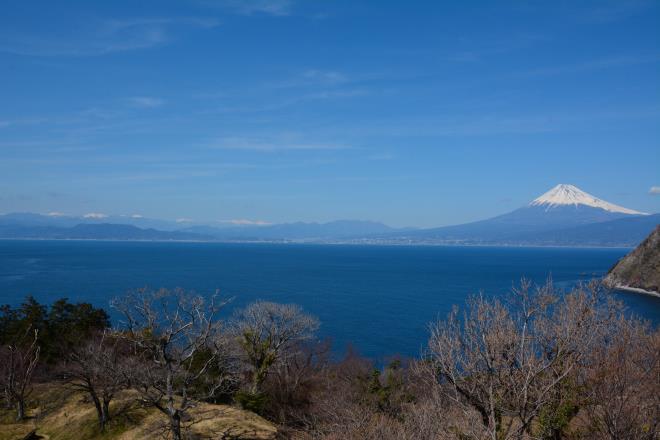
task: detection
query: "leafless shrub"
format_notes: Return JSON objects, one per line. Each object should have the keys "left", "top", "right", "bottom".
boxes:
{"left": 230, "top": 301, "right": 320, "bottom": 396}
{"left": 111, "top": 288, "right": 237, "bottom": 440}
{"left": 426, "top": 279, "right": 627, "bottom": 440}
{"left": 64, "top": 331, "right": 127, "bottom": 431}
{"left": 3, "top": 279, "right": 656, "bottom": 440}
{"left": 0, "top": 327, "right": 40, "bottom": 421}
{"left": 575, "top": 316, "right": 660, "bottom": 440}
{"left": 300, "top": 351, "right": 444, "bottom": 440}
{"left": 261, "top": 339, "right": 330, "bottom": 426}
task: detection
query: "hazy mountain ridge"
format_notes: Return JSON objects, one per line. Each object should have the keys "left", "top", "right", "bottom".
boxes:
{"left": 0, "top": 217, "right": 397, "bottom": 242}
{"left": 509, "top": 214, "right": 660, "bottom": 247}
{"left": 0, "top": 223, "right": 214, "bottom": 241}
{"left": 0, "top": 212, "right": 183, "bottom": 231}
{"left": 1, "top": 184, "right": 656, "bottom": 246}
{"left": 181, "top": 220, "right": 398, "bottom": 240}
{"left": 377, "top": 204, "right": 639, "bottom": 242}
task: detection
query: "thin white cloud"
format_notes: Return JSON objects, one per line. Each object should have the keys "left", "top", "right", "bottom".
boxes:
{"left": 126, "top": 97, "right": 165, "bottom": 108}
{"left": 47, "top": 211, "right": 66, "bottom": 217}
{"left": 202, "top": 88, "right": 366, "bottom": 114}
{"left": 302, "top": 69, "right": 346, "bottom": 84}
{"left": 0, "top": 17, "right": 219, "bottom": 56}
{"left": 303, "top": 89, "right": 367, "bottom": 100}
{"left": 176, "top": 218, "right": 194, "bottom": 223}
{"left": 351, "top": 106, "right": 660, "bottom": 137}
{"left": 131, "top": 214, "right": 144, "bottom": 218}
{"left": 517, "top": 54, "right": 659, "bottom": 78}
{"left": 368, "top": 153, "right": 395, "bottom": 161}
{"left": 581, "top": 0, "right": 653, "bottom": 23}
{"left": 649, "top": 186, "right": 660, "bottom": 195}
{"left": 272, "top": 69, "right": 349, "bottom": 88}
{"left": 209, "top": 0, "right": 293, "bottom": 16}
{"left": 83, "top": 212, "right": 108, "bottom": 219}
{"left": 223, "top": 219, "right": 272, "bottom": 226}
{"left": 208, "top": 136, "right": 350, "bottom": 152}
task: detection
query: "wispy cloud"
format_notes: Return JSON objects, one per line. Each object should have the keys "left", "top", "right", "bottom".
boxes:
{"left": 581, "top": 0, "right": 654, "bottom": 23}
{"left": 512, "top": 0, "right": 653, "bottom": 25}
{"left": 271, "top": 69, "right": 349, "bottom": 88}
{"left": 517, "top": 54, "right": 659, "bottom": 78}
{"left": 368, "top": 153, "right": 395, "bottom": 161}
{"left": 207, "top": 0, "right": 294, "bottom": 16}
{"left": 303, "top": 89, "right": 367, "bottom": 100}
{"left": 440, "top": 33, "right": 547, "bottom": 64}
{"left": 301, "top": 69, "right": 347, "bottom": 84}
{"left": 346, "top": 105, "right": 660, "bottom": 138}
{"left": 208, "top": 136, "right": 350, "bottom": 152}
{"left": 126, "top": 97, "right": 165, "bottom": 108}
{"left": 0, "top": 17, "right": 219, "bottom": 56}
{"left": 202, "top": 88, "right": 367, "bottom": 114}
{"left": 83, "top": 212, "right": 108, "bottom": 219}
{"left": 115, "top": 169, "right": 218, "bottom": 182}
{"left": 649, "top": 186, "right": 660, "bottom": 195}
{"left": 195, "top": 69, "right": 366, "bottom": 114}
{"left": 221, "top": 219, "right": 272, "bottom": 226}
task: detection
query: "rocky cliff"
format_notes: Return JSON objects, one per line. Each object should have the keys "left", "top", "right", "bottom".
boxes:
{"left": 604, "top": 225, "right": 660, "bottom": 294}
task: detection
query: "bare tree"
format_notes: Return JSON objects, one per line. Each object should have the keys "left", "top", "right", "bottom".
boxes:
{"left": 65, "top": 331, "right": 127, "bottom": 431}
{"left": 578, "top": 316, "right": 660, "bottom": 440}
{"left": 230, "top": 301, "right": 319, "bottom": 396}
{"left": 427, "top": 280, "right": 617, "bottom": 440}
{"left": 262, "top": 339, "right": 330, "bottom": 424}
{"left": 111, "top": 288, "right": 236, "bottom": 440}
{"left": 0, "top": 328, "right": 40, "bottom": 421}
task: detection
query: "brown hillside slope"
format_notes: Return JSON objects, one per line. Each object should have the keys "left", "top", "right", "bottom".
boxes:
{"left": 0, "top": 384, "right": 277, "bottom": 440}
{"left": 604, "top": 224, "right": 660, "bottom": 294}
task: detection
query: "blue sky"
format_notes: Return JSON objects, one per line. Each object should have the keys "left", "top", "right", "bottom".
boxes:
{"left": 1, "top": 0, "right": 659, "bottom": 227}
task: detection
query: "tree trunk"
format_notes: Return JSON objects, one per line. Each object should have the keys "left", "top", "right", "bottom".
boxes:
{"left": 170, "top": 413, "right": 182, "bottom": 440}
{"left": 250, "top": 375, "right": 259, "bottom": 394}
{"left": 4, "top": 390, "right": 12, "bottom": 410}
{"left": 16, "top": 398, "right": 25, "bottom": 421}
{"left": 90, "top": 390, "right": 106, "bottom": 431}
{"left": 102, "top": 398, "right": 111, "bottom": 430}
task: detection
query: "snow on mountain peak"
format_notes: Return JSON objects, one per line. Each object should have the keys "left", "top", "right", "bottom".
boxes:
{"left": 530, "top": 184, "right": 646, "bottom": 215}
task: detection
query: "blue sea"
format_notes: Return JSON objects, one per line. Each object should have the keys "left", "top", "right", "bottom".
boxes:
{"left": 0, "top": 240, "right": 658, "bottom": 360}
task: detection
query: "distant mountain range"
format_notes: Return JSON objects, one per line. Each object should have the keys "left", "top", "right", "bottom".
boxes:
{"left": 0, "top": 184, "right": 657, "bottom": 247}
{"left": 0, "top": 223, "right": 215, "bottom": 241}
{"left": 0, "top": 216, "right": 397, "bottom": 242}
{"left": 374, "top": 184, "right": 657, "bottom": 246}
{"left": 179, "top": 220, "right": 398, "bottom": 240}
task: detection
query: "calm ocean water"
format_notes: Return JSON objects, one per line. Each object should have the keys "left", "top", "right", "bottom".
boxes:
{"left": 0, "top": 240, "right": 658, "bottom": 359}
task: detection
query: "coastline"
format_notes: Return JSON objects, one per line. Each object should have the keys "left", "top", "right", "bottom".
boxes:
{"left": 0, "top": 237, "right": 636, "bottom": 250}
{"left": 614, "top": 284, "right": 660, "bottom": 299}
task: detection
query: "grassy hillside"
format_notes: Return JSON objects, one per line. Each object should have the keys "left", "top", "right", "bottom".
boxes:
{"left": 0, "top": 383, "right": 277, "bottom": 440}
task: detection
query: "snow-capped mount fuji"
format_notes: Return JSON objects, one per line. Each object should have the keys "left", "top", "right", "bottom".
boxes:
{"left": 381, "top": 183, "right": 655, "bottom": 246}
{"left": 484, "top": 183, "right": 648, "bottom": 230}
{"left": 529, "top": 184, "right": 646, "bottom": 215}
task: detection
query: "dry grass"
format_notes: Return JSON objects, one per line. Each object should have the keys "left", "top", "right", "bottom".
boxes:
{"left": 0, "top": 383, "right": 277, "bottom": 440}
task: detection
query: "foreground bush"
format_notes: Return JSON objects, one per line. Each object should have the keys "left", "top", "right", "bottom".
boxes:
{"left": 296, "top": 281, "right": 659, "bottom": 440}
{"left": 1, "top": 281, "right": 657, "bottom": 439}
